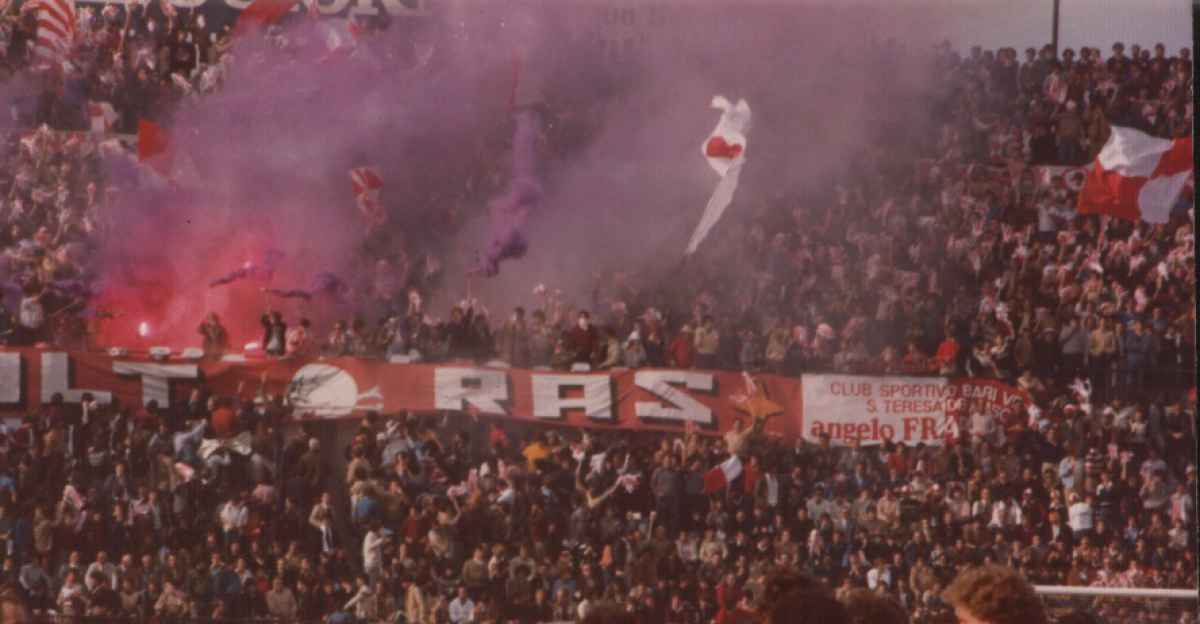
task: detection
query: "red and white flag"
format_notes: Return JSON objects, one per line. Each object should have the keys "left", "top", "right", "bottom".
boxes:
{"left": 703, "top": 454, "right": 743, "bottom": 494}
{"left": 29, "top": 0, "right": 77, "bottom": 63}
{"left": 686, "top": 95, "right": 751, "bottom": 255}
{"left": 233, "top": 0, "right": 299, "bottom": 35}
{"left": 1077, "top": 126, "right": 1193, "bottom": 223}
{"left": 350, "top": 166, "right": 385, "bottom": 227}
{"left": 87, "top": 100, "right": 118, "bottom": 133}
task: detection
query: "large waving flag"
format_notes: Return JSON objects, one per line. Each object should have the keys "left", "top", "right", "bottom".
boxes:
{"left": 29, "top": 0, "right": 77, "bottom": 64}
{"left": 686, "top": 96, "right": 751, "bottom": 255}
{"left": 1077, "top": 126, "right": 1192, "bottom": 223}
{"left": 350, "top": 167, "right": 386, "bottom": 227}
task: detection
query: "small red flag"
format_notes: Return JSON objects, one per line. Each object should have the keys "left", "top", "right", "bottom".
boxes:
{"left": 234, "top": 0, "right": 300, "bottom": 35}
{"left": 137, "top": 119, "right": 173, "bottom": 178}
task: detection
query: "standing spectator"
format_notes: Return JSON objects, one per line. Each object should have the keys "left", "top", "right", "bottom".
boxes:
{"left": 669, "top": 325, "right": 696, "bottom": 369}
{"left": 652, "top": 455, "right": 683, "bottom": 533}
{"left": 569, "top": 311, "right": 599, "bottom": 366}
{"left": 16, "top": 285, "right": 45, "bottom": 346}
{"left": 286, "top": 319, "right": 313, "bottom": 357}
{"left": 1087, "top": 317, "right": 1117, "bottom": 402}
{"left": 495, "top": 307, "right": 531, "bottom": 367}
{"left": 1058, "top": 317, "right": 1087, "bottom": 382}
{"left": 261, "top": 311, "right": 287, "bottom": 357}
{"left": 198, "top": 313, "right": 229, "bottom": 358}
{"left": 361, "top": 523, "right": 387, "bottom": 582}
{"left": 1122, "top": 319, "right": 1155, "bottom": 399}
{"left": 694, "top": 316, "right": 720, "bottom": 370}
{"left": 1066, "top": 493, "right": 1094, "bottom": 537}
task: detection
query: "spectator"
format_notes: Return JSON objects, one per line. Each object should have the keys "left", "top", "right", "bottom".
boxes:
{"left": 942, "top": 565, "right": 1047, "bottom": 624}
{"left": 198, "top": 313, "right": 230, "bottom": 358}
{"left": 448, "top": 585, "right": 475, "bottom": 623}
{"left": 265, "top": 576, "right": 297, "bottom": 619}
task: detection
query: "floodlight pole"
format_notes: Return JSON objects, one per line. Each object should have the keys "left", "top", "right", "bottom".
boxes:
{"left": 1051, "top": 0, "right": 1060, "bottom": 55}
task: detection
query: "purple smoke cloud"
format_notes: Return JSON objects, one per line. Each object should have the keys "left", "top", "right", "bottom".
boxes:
{"left": 475, "top": 110, "right": 543, "bottom": 277}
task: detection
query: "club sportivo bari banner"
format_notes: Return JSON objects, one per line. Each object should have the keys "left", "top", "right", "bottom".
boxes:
{"left": 801, "top": 374, "right": 1032, "bottom": 446}
{"left": 0, "top": 348, "right": 1032, "bottom": 443}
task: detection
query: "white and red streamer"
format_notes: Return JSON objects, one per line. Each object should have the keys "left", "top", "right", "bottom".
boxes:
{"left": 686, "top": 95, "right": 751, "bottom": 255}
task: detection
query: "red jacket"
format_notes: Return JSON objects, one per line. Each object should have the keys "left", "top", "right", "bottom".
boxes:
{"left": 716, "top": 583, "right": 757, "bottom": 624}
{"left": 668, "top": 333, "right": 695, "bottom": 368}
{"left": 935, "top": 338, "right": 959, "bottom": 366}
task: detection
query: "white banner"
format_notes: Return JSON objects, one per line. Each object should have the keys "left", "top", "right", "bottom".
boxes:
{"left": 802, "top": 374, "right": 957, "bottom": 446}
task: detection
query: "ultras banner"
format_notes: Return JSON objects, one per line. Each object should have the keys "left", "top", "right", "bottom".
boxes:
{"left": 0, "top": 349, "right": 801, "bottom": 436}
{"left": 800, "top": 374, "right": 1032, "bottom": 446}
{"left": 0, "top": 350, "right": 1033, "bottom": 441}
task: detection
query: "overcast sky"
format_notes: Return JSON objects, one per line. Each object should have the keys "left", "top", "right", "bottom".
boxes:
{"left": 584, "top": 0, "right": 1193, "bottom": 57}
{"left": 930, "top": 0, "right": 1192, "bottom": 55}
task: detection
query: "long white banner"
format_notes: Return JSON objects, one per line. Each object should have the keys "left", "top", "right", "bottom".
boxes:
{"left": 801, "top": 374, "right": 1031, "bottom": 446}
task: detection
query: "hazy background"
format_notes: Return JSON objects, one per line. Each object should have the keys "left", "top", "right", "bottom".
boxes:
{"left": 82, "top": 0, "right": 1191, "bottom": 347}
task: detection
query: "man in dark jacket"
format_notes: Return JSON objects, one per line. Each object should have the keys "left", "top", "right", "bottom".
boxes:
{"left": 446, "top": 305, "right": 477, "bottom": 360}
{"left": 261, "top": 311, "right": 287, "bottom": 357}
{"left": 568, "top": 311, "right": 598, "bottom": 366}
{"left": 495, "top": 307, "right": 531, "bottom": 367}
{"left": 1122, "top": 319, "right": 1155, "bottom": 399}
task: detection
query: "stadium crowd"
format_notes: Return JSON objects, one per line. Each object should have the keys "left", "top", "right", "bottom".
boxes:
{"left": 0, "top": 0, "right": 1194, "bottom": 620}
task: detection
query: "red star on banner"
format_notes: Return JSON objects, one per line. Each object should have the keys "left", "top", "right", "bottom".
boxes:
{"left": 730, "top": 372, "right": 782, "bottom": 421}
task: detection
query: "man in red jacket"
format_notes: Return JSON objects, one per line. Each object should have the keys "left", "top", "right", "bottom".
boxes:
{"left": 668, "top": 325, "right": 696, "bottom": 369}
{"left": 934, "top": 328, "right": 961, "bottom": 375}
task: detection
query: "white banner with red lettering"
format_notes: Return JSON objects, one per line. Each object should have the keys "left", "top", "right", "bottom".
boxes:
{"left": 800, "top": 374, "right": 1032, "bottom": 446}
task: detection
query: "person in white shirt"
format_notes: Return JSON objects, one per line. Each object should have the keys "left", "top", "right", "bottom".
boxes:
{"left": 218, "top": 496, "right": 249, "bottom": 542}
{"left": 343, "top": 577, "right": 377, "bottom": 621}
{"left": 866, "top": 559, "right": 892, "bottom": 591}
{"left": 57, "top": 571, "right": 85, "bottom": 615}
{"left": 362, "top": 525, "right": 388, "bottom": 581}
{"left": 676, "top": 532, "right": 699, "bottom": 564}
{"left": 1139, "top": 452, "right": 1169, "bottom": 484}
{"left": 1168, "top": 519, "right": 1190, "bottom": 550}
{"left": 806, "top": 488, "right": 833, "bottom": 522}
{"left": 17, "top": 288, "right": 44, "bottom": 345}
{"left": 1058, "top": 452, "right": 1080, "bottom": 492}
{"left": 1170, "top": 483, "right": 1195, "bottom": 525}
{"left": 84, "top": 551, "right": 117, "bottom": 592}
{"left": 1067, "top": 493, "right": 1094, "bottom": 535}
{"left": 449, "top": 586, "right": 475, "bottom": 623}
{"left": 988, "top": 498, "right": 1011, "bottom": 529}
